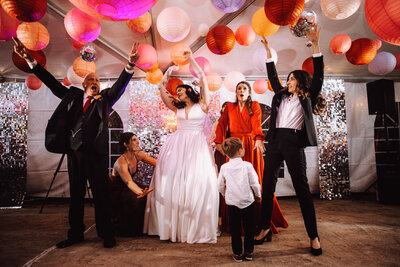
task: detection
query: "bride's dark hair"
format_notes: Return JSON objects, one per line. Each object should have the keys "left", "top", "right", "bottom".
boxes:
{"left": 172, "top": 84, "right": 200, "bottom": 109}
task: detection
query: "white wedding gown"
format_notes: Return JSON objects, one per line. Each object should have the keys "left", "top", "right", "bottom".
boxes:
{"left": 143, "top": 103, "right": 219, "bottom": 243}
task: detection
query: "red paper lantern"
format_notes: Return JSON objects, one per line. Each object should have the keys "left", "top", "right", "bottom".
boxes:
{"left": 302, "top": 57, "right": 325, "bottom": 76}
{"left": 126, "top": 12, "right": 152, "bottom": 33}
{"left": 253, "top": 79, "right": 268, "bottom": 94}
{"left": 264, "top": 0, "right": 304, "bottom": 26}
{"left": 365, "top": 0, "right": 400, "bottom": 46}
{"left": 0, "top": 0, "right": 47, "bottom": 22}
{"left": 17, "top": 22, "right": 50, "bottom": 51}
{"left": 395, "top": 52, "right": 400, "bottom": 70}
{"left": 166, "top": 78, "right": 183, "bottom": 97}
{"left": 206, "top": 25, "right": 235, "bottom": 55}
{"left": 206, "top": 72, "right": 222, "bottom": 92}
{"left": 12, "top": 49, "right": 46, "bottom": 73}
{"left": 25, "top": 76, "right": 42, "bottom": 90}
{"left": 72, "top": 57, "right": 96, "bottom": 78}
{"left": 64, "top": 8, "right": 101, "bottom": 43}
{"left": 235, "top": 25, "right": 256, "bottom": 46}
{"left": 0, "top": 6, "right": 19, "bottom": 41}
{"left": 62, "top": 77, "right": 72, "bottom": 86}
{"left": 345, "top": 38, "right": 380, "bottom": 65}
{"left": 330, "top": 34, "right": 352, "bottom": 54}
{"left": 72, "top": 40, "right": 85, "bottom": 51}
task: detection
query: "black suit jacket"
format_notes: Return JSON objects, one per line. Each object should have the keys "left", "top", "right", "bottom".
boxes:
{"left": 32, "top": 63, "right": 133, "bottom": 155}
{"left": 265, "top": 56, "right": 324, "bottom": 147}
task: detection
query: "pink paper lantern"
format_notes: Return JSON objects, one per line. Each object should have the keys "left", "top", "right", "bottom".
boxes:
{"left": 189, "top": 57, "right": 211, "bottom": 78}
{"left": 330, "top": 34, "right": 352, "bottom": 54}
{"left": 368, "top": 52, "right": 397, "bottom": 75}
{"left": 211, "top": 0, "right": 245, "bottom": 13}
{"left": 394, "top": 53, "right": 400, "bottom": 70}
{"left": 25, "top": 76, "right": 42, "bottom": 90}
{"left": 64, "top": 8, "right": 101, "bottom": 43}
{"left": 136, "top": 43, "right": 158, "bottom": 69}
{"left": 235, "top": 25, "right": 255, "bottom": 46}
{"left": 0, "top": 6, "right": 19, "bottom": 41}
{"left": 16, "top": 22, "right": 50, "bottom": 51}
{"left": 224, "top": 71, "right": 245, "bottom": 92}
{"left": 253, "top": 79, "right": 268, "bottom": 94}
{"left": 253, "top": 47, "right": 278, "bottom": 72}
{"left": 157, "top": 7, "right": 190, "bottom": 42}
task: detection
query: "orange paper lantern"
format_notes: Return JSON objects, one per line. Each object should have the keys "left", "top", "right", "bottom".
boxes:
{"left": 345, "top": 38, "right": 380, "bottom": 65}
{"left": 0, "top": 0, "right": 47, "bottom": 22}
{"left": 267, "top": 77, "right": 282, "bottom": 92}
{"left": 64, "top": 8, "right": 101, "bottom": 43}
{"left": 235, "top": 25, "right": 255, "bottom": 46}
{"left": 12, "top": 49, "right": 46, "bottom": 73}
{"left": 146, "top": 68, "right": 163, "bottom": 84}
{"left": 72, "top": 57, "right": 96, "bottom": 78}
{"left": 330, "top": 34, "right": 352, "bottom": 54}
{"left": 0, "top": 6, "right": 19, "bottom": 41}
{"left": 126, "top": 12, "right": 152, "bottom": 33}
{"left": 72, "top": 40, "right": 85, "bottom": 51}
{"left": 206, "top": 72, "right": 222, "bottom": 92}
{"left": 206, "top": 25, "right": 235, "bottom": 55}
{"left": 62, "top": 77, "right": 72, "bottom": 86}
{"left": 253, "top": 79, "right": 268, "bottom": 94}
{"left": 144, "top": 61, "right": 159, "bottom": 72}
{"left": 264, "top": 0, "right": 304, "bottom": 26}
{"left": 25, "top": 76, "right": 42, "bottom": 90}
{"left": 166, "top": 78, "right": 183, "bottom": 97}
{"left": 170, "top": 43, "right": 191, "bottom": 65}
{"left": 136, "top": 43, "right": 158, "bottom": 69}
{"left": 251, "top": 8, "right": 280, "bottom": 37}
{"left": 16, "top": 22, "right": 49, "bottom": 51}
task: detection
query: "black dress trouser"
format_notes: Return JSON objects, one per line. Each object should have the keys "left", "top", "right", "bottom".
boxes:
{"left": 67, "top": 147, "right": 113, "bottom": 240}
{"left": 261, "top": 128, "right": 318, "bottom": 238}
{"left": 228, "top": 202, "right": 255, "bottom": 255}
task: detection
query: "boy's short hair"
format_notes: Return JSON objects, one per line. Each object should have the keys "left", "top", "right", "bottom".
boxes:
{"left": 222, "top": 137, "right": 243, "bottom": 158}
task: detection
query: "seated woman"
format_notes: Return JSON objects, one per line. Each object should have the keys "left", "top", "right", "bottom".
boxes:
{"left": 109, "top": 132, "right": 156, "bottom": 237}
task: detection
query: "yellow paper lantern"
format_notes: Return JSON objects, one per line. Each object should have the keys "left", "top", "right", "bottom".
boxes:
{"left": 144, "top": 61, "right": 159, "bottom": 72}
{"left": 126, "top": 12, "right": 152, "bottom": 33}
{"left": 17, "top": 22, "right": 49, "bottom": 51}
{"left": 72, "top": 57, "right": 96, "bottom": 78}
{"left": 146, "top": 68, "right": 163, "bottom": 84}
{"left": 170, "top": 43, "right": 191, "bottom": 66}
{"left": 251, "top": 8, "right": 280, "bottom": 37}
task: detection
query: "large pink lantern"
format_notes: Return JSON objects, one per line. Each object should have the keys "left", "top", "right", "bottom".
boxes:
{"left": 235, "top": 25, "right": 255, "bottom": 46}
{"left": 224, "top": 71, "right": 245, "bottom": 92}
{"left": 253, "top": 79, "right": 268, "bottom": 94}
{"left": 189, "top": 57, "right": 211, "bottom": 78}
{"left": 157, "top": 7, "right": 190, "bottom": 42}
{"left": 330, "top": 34, "right": 352, "bottom": 54}
{"left": 211, "top": 0, "right": 245, "bottom": 13}
{"left": 64, "top": 8, "right": 101, "bottom": 43}
{"left": 0, "top": 6, "right": 19, "bottom": 41}
{"left": 136, "top": 44, "right": 158, "bottom": 69}
{"left": 368, "top": 52, "right": 397, "bottom": 75}
{"left": 69, "top": 0, "right": 158, "bottom": 20}
{"left": 17, "top": 22, "right": 50, "bottom": 51}
{"left": 365, "top": 0, "right": 400, "bottom": 46}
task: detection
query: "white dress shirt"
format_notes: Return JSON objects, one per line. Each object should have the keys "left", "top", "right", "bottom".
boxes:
{"left": 217, "top": 157, "right": 261, "bottom": 209}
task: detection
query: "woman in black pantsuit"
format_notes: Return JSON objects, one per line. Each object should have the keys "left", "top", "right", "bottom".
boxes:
{"left": 255, "top": 25, "right": 326, "bottom": 256}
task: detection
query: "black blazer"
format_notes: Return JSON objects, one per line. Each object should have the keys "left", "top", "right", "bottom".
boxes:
{"left": 33, "top": 63, "right": 133, "bottom": 155}
{"left": 265, "top": 56, "right": 324, "bottom": 147}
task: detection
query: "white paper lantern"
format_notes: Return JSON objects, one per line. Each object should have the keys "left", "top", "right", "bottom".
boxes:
{"left": 157, "top": 7, "right": 190, "bottom": 42}
{"left": 321, "top": 0, "right": 362, "bottom": 20}
{"left": 198, "top": 23, "right": 209, "bottom": 37}
{"left": 224, "top": 71, "right": 245, "bottom": 92}
{"left": 368, "top": 52, "right": 397, "bottom": 75}
{"left": 252, "top": 47, "right": 278, "bottom": 72}
{"left": 67, "top": 66, "right": 84, "bottom": 86}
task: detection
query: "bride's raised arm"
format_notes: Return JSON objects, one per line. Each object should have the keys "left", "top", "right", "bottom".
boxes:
{"left": 159, "top": 65, "right": 179, "bottom": 112}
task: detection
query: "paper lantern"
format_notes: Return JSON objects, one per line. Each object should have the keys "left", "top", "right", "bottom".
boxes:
{"left": 64, "top": 8, "right": 101, "bottom": 43}
{"left": 395, "top": 53, "right": 400, "bottom": 70}
{"left": 0, "top": 6, "right": 19, "bottom": 41}
{"left": 0, "top": 0, "right": 47, "bottom": 22}
{"left": 67, "top": 66, "right": 84, "bottom": 85}
{"left": 25, "top": 76, "right": 42, "bottom": 90}
{"left": 268, "top": 77, "right": 282, "bottom": 92}
{"left": 321, "top": 0, "right": 361, "bottom": 20}
{"left": 264, "top": 0, "right": 304, "bottom": 26}
{"left": 253, "top": 79, "right": 268, "bottom": 94}
{"left": 12, "top": 49, "right": 46, "bottom": 73}
{"left": 166, "top": 78, "right": 183, "bottom": 96}
{"left": 206, "top": 72, "right": 222, "bottom": 92}
{"left": 72, "top": 40, "right": 85, "bottom": 51}
{"left": 330, "top": 34, "right": 352, "bottom": 54}
{"left": 157, "top": 7, "right": 190, "bottom": 42}
{"left": 345, "top": 38, "right": 380, "bottom": 65}
{"left": 365, "top": 0, "right": 400, "bottom": 46}
{"left": 146, "top": 68, "right": 163, "bottom": 84}
{"left": 16, "top": 22, "right": 49, "bottom": 51}
{"left": 206, "top": 25, "right": 235, "bottom": 55}
{"left": 189, "top": 57, "right": 211, "bottom": 78}
{"left": 210, "top": 0, "right": 245, "bottom": 13}
{"left": 224, "top": 71, "right": 245, "bottom": 92}
{"left": 170, "top": 43, "right": 191, "bottom": 65}
{"left": 126, "top": 12, "right": 151, "bottom": 33}
{"left": 302, "top": 57, "right": 326, "bottom": 76}
{"left": 368, "top": 52, "right": 397, "bottom": 75}
{"left": 198, "top": 23, "right": 209, "bottom": 37}
{"left": 253, "top": 47, "right": 278, "bottom": 72}
{"left": 373, "top": 39, "right": 382, "bottom": 50}
{"left": 72, "top": 57, "right": 96, "bottom": 78}
{"left": 235, "top": 25, "right": 255, "bottom": 46}
{"left": 251, "top": 8, "right": 280, "bottom": 37}
{"left": 62, "top": 77, "right": 72, "bottom": 86}
{"left": 136, "top": 44, "right": 158, "bottom": 69}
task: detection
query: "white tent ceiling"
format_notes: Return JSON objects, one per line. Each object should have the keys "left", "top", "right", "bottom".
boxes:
{"left": 0, "top": 0, "right": 399, "bottom": 81}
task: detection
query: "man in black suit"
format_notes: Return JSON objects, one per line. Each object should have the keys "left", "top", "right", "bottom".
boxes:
{"left": 14, "top": 38, "right": 139, "bottom": 248}
{"left": 254, "top": 25, "right": 324, "bottom": 256}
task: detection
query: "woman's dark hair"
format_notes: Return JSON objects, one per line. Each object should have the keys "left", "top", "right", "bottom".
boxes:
{"left": 220, "top": 101, "right": 229, "bottom": 115}
{"left": 119, "top": 132, "right": 135, "bottom": 153}
{"left": 235, "top": 81, "right": 253, "bottom": 116}
{"left": 172, "top": 84, "right": 200, "bottom": 109}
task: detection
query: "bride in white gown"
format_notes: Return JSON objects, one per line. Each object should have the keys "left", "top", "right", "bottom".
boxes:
{"left": 143, "top": 51, "right": 219, "bottom": 243}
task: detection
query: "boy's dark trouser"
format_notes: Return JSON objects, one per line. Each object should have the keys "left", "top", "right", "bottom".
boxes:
{"left": 228, "top": 202, "right": 255, "bottom": 255}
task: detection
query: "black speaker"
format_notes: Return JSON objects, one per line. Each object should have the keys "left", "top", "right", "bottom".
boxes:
{"left": 366, "top": 79, "right": 396, "bottom": 115}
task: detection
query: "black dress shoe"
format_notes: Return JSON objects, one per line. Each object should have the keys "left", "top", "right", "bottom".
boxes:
{"left": 254, "top": 228, "right": 272, "bottom": 245}
{"left": 103, "top": 237, "right": 116, "bottom": 248}
{"left": 310, "top": 237, "right": 322, "bottom": 256}
{"left": 56, "top": 238, "right": 84, "bottom": 249}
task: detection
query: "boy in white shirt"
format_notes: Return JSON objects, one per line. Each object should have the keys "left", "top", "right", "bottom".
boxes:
{"left": 217, "top": 137, "right": 261, "bottom": 262}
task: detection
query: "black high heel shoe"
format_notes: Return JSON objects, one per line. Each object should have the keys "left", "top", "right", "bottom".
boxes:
{"left": 254, "top": 228, "right": 272, "bottom": 245}
{"left": 310, "top": 237, "right": 322, "bottom": 256}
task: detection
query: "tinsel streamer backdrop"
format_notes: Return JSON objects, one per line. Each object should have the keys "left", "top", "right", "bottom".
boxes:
{"left": 317, "top": 79, "right": 350, "bottom": 200}
{"left": 0, "top": 83, "right": 28, "bottom": 208}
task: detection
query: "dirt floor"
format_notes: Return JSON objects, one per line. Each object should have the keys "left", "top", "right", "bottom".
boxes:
{"left": 1, "top": 193, "right": 399, "bottom": 267}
